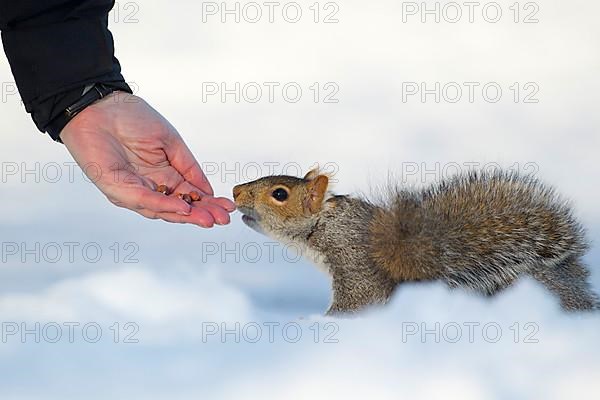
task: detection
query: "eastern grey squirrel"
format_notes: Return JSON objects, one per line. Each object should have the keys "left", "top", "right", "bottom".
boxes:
{"left": 232, "top": 168, "right": 598, "bottom": 315}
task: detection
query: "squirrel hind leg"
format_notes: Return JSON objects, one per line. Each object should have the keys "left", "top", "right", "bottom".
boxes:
{"left": 529, "top": 257, "right": 599, "bottom": 311}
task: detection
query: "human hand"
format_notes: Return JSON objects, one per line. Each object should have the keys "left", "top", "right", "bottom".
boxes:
{"left": 60, "top": 92, "right": 234, "bottom": 228}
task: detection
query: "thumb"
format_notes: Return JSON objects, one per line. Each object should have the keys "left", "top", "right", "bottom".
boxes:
{"left": 164, "top": 135, "right": 214, "bottom": 196}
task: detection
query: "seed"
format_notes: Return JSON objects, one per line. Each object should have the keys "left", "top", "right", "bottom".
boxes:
{"left": 156, "top": 184, "right": 169, "bottom": 195}
{"left": 182, "top": 193, "right": 193, "bottom": 204}
{"left": 189, "top": 191, "right": 201, "bottom": 201}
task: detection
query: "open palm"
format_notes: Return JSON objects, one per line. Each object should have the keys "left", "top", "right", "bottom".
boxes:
{"left": 60, "top": 92, "right": 234, "bottom": 228}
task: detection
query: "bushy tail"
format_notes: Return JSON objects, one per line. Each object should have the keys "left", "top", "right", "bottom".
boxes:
{"left": 529, "top": 256, "right": 599, "bottom": 311}
{"left": 368, "top": 170, "right": 596, "bottom": 307}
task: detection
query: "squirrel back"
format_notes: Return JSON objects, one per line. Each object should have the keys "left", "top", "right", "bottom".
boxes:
{"left": 233, "top": 168, "right": 597, "bottom": 314}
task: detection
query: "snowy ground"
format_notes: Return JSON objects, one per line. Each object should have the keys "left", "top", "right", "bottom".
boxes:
{"left": 1, "top": 0, "right": 599, "bottom": 398}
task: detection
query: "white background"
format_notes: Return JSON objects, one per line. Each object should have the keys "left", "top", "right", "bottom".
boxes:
{"left": 1, "top": 0, "right": 599, "bottom": 398}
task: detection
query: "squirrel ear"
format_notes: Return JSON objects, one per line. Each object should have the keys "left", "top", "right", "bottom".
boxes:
{"left": 303, "top": 168, "right": 320, "bottom": 181}
{"left": 304, "top": 175, "right": 329, "bottom": 214}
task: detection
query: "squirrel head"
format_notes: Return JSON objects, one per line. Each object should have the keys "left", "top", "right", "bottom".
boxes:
{"left": 232, "top": 168, "right": 330, "bottom": 238}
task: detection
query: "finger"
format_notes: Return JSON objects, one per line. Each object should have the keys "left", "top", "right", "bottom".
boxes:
{"left": 136, "top": 209, "right": 160, "bottom": 220}
{"left": 130, "top": 188, "right": 192, "bottom": 215}
{"left": 158, "top": 206, "right": 216, "bottom": 227}
{"left": 164, "top": 135, "right": 214, "bottom": 195}
{"left": 196, "top": 195, "right": 236, "bottom": 212}
{"left": 193, "top": 202, "right": 231, "bottom": 225}
{"left": 136, "top": 202, "right": 217, "bottom": 228}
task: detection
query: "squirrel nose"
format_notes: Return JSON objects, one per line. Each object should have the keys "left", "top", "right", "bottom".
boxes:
{"left": 232, "top": 185, "right": 242, "bottom": 200}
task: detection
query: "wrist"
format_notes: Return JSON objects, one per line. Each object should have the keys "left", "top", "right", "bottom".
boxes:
{"left": 47, "top": 82, "right": 132, "bottom": 143}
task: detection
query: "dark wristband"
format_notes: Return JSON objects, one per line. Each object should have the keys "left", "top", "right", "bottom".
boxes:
{"left": 46, "top": 81, "right": 132, "bottom": 143}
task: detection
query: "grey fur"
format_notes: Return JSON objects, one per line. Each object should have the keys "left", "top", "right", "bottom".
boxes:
{"left": 309, "top": 196, "right": 397, "bottom": 315}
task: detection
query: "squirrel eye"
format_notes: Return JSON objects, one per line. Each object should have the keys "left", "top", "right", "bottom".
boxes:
{"left": 271, "top": 188, "right": 289, "bottom": 202}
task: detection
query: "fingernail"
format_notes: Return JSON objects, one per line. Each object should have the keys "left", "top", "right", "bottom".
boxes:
{"left": 177, "top": 206, "right": 192, "bottom": 216}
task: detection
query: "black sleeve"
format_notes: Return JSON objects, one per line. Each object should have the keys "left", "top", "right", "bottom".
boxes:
{"left": 0, "top": 0, "right": 131, "bottom": 140}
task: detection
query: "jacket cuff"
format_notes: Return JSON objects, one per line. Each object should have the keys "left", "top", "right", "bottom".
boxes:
{"left": 46, "top": 81, "right": 133, "bottom": 143}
